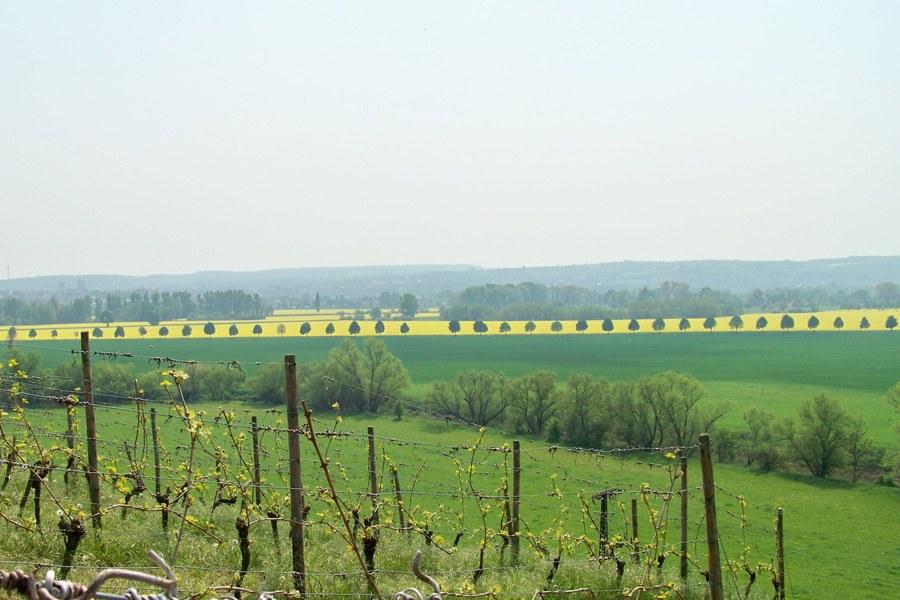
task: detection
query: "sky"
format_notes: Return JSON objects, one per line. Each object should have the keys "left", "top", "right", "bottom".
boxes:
{"left": 1, "top": 1, "right": 898, "bottom": 278}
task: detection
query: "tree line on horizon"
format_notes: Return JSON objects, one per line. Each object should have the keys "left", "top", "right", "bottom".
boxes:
{"left": 3, "top": 280, "right": 899, "bottom": 331}
{"left": 440, "top": 281, "right": 900, "bottom": 322}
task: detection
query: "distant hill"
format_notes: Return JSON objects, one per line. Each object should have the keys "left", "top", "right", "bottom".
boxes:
{"left": 1, "top": 257, "right": 898, "bottom": 299}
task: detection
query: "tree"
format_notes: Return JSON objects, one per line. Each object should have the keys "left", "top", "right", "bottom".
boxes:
{"left": 448, "top": 320, "right": 461, "bottom": 335}
{"left": 181, "top": 324, "right": 192, "bottom": 337}
{"left": 602, "top": 318, "right": 614, "bottom": 334}
{"left": 561, "top": 373, "right": 612, "bottom": 448}
{"left": 314, "top": 292, "right": 321, "bottom": 312}
{"left": 369, "top": 307, "right": 382, "bottom": 320}
{"left": 92, "top": 327, "right": 103, "bottom": 338}
{"left": 375, "top": 320, "right": 385, "bottom": 335}
{"left": 678, "top": 318, "right": 690, "bottom": 332}
{"left": 400, "top": 322, "right": 410, "bottom": 335}
{"left": 886, "top": 315, "right": 898, "bottom": 331}
{"left": 875, "top": 281, "right": 900, "bottom": 307}
{"left": 427, "top": 370, "right": 510, "bottom": 427}
{"left": 702, "top": 317, "right": 717, "bottom": 332}
{"left": 728, "top": 315, "right": 744, "bottom": 332}
{"left": 613, "top": 371, "right": 730, "bottom": 449}
{"left": 776, "top": 394, "right": 849, "bottom": 477}
{"left": 229, "top": 324, "right": 239, "bottom": 337}
{"left": 651, "top": 317, "right": 665, "bottom": 333}
{"left": 159, "top": 326, "right": 169, "bottom": 338}
{"left": 508, "top": 371, "right": 558, "bottom": 435}
{"left": 98, "top": 309, "right": 115, "bottom": 327}
{"left": 887, "top": 382, "right": 900, "bottom": 413}
{"left": 138, "top": 326, "right": 147, "bottom": 339}
{"left": 25, "top": 328, "right": 37, "bottom": 340}
{"left": 500, "top": 321, "right": 512, "bottom": 333}
{"left": 550, "top": 320, "right": 563, "bottom": 334}
{"left": 739, "top": 406, "right": 777, "bottom": 468}
{"left": 627, "top": 319, "right": 640, "bottom": 333}
{"left": 203, "top": 322, "right": 216, "bottom": 338}
{"left": 194, "top": 364, "right": 246, "bottom": 404}
{"left": 807, "top": 315, "right": 820, "bottom": 331}
{"left": 348, "top": 321, "right": 361, "bottom": 335}
{"left": 846, "top": 414, "right": 878, "bottom": 482}
{"left": 755, "top": 316, "right": 768, "bottom": 330}
{"left": 473, "top": 320, "right": 488, "bottom": 334}
{"left": 114, "top": 326, "right": 125, "bottom": 339}
{"left": 780, "top": 314, "right": 795, "bottom": 331}
{"left": 576, "top": 319, "right": 589, "bottom": 333}
{"left": 146, "top": 309, "right": 160, "bottom": 327}
{"left": 252, "top": 324, "right": 263, "bottom": 337}
{"left": 314, "top": 338, "right": 411, "bottom": 413}
{"left": 859, "top": 316, "right": 870, "bottom": 330}
{"left": 51, "top": 329, "right": 59, "bottom": 338}
{"left": 325, "top": 323, "right": 335, "bottom": 335}
{"left": 399, "top": 293, "right": 419, "bottom": 317}
{"left": 525, "top": 320, "right": 537, "bottom": 334}
{"left": 8, "top": 326, "right": 17, "bottom": 345}
{"left": 300, "top": 322, "right": 311, "bottom": 336}
{"left": 833, "top": 316, "right": 844, "bottom": 331}
{"left": 245, "top": 363, "right": 288, "bottom": 405}
{"left": 277, "top": 323, "right": 287, "bottom": 337}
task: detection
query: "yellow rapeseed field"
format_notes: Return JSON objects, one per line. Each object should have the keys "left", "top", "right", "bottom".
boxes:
{"left": 5, "top": 308, "right": 898, "bottom": 341}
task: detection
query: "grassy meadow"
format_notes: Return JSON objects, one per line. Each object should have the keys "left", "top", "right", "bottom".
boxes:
{"left": 0, "top": 404, "right": 897, "bottom": 600}
{"left": 3, "top": 320, "right": 900, "bottom": 599}
{"left": 10, "top": 329, "right": 900, "bottom": 445}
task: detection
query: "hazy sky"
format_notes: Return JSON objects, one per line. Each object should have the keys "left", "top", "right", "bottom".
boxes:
{"left": 2, "top": 2, "right": 898, "bottom": 278}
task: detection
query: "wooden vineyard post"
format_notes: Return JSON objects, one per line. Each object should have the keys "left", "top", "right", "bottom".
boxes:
{"left": 367, "top": 426, "right": 379, "bottom": 525}
{"left": 511, "top": 440, "right": 521, "bottom": 564}
{"left": 252, "top": 416, "right": 262, "bottom": 506}
{"left": 64, "top": 401, "right": 76, "bottom": 486}
{"left": 284, "top": 355, "right": 306, "bottom": 596}
{"left": 80, "top": 332, "right": 102, "bottom": 529}
{"left": 776, "top": 508, "right": 786, "bottom": 600}
{"left": 699, "top": 433, "right": 724, "bottom": 600}
{"left": 150, "top": 407, "right": 167, "bottom": 532}
{"left": 680, "top": 454, "right": 688, "bottom": 580}
{"left": 631, "top": 498, "right": 639, "bottom": 558}
{"left": 599, "top": 492, "right": 609, "bottom": 553}
{"left": 392, "top": 466, "right": 406, "bottom": 531}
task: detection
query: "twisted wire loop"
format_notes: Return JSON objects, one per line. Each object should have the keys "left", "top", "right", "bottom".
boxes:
{"left": 1, "top": 552, "right": 177, "bottom": 600}
{"left": 1, "top": 569, "right": 32, "bottom": 597}
{"left": 394, "top": 552, "right": 441, "bottom": 600}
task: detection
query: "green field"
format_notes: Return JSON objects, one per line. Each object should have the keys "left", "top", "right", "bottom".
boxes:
{"left": 14, "top": 331, "right": 900, "bottom": 444}
{"left": 1, "top": 403, "right": 897, "bottom": 600}
{"left": 6, "top": 332, "right": 900, "bottom": 598}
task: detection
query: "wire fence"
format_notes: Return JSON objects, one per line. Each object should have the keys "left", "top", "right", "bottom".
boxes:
{"left": 0, "top": 342, "right": 785, "bottom": 600}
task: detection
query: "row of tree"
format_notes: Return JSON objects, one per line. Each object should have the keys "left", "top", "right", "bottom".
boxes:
{"left": 0, "top": 290, "right": 271, "bottom": 327}
{"left": 440, "top": 281, "right": 900, "bottom": 322}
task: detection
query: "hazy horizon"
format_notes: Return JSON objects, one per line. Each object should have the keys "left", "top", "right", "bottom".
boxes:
{"left": 3, "top": 2, "right": 898, "bottom": 278}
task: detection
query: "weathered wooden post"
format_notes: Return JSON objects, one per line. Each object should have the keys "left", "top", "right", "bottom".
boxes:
{"left": 699, "top": 433, "right": 724, "bottom": 600}
{"left": 367, "top": 426, "right": 379, "bottom": 524}
{"left": 600, "top": 492, "right": 609, "bottom": 550}
{"left": 252, "top": 416, "right": 262, "bottom": 506}
{"left": 284, "top": 355, "right": 306, "bottom": 596}
{"left": 64, "top": 401, "right": 76, "bottom": 487}
{"left": 150, "top": 407, "right": 167, "bottom": 532}
{"left": 631, "top": 498, "right": 639, "bottom": 558}
{"left": 80, "top": 332, "right": 101, "bottom": 529}
{"left": 511, "top": 440, "right": 521, "bottom": 564}
{"left": 776, "top": 508, "right": 786, "bottom": 600}
{"left": 680, "top": 454, "right": 688, "bottom": 580}
{"left": 392, "top": 465, "right": 406, "bottom": 530}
